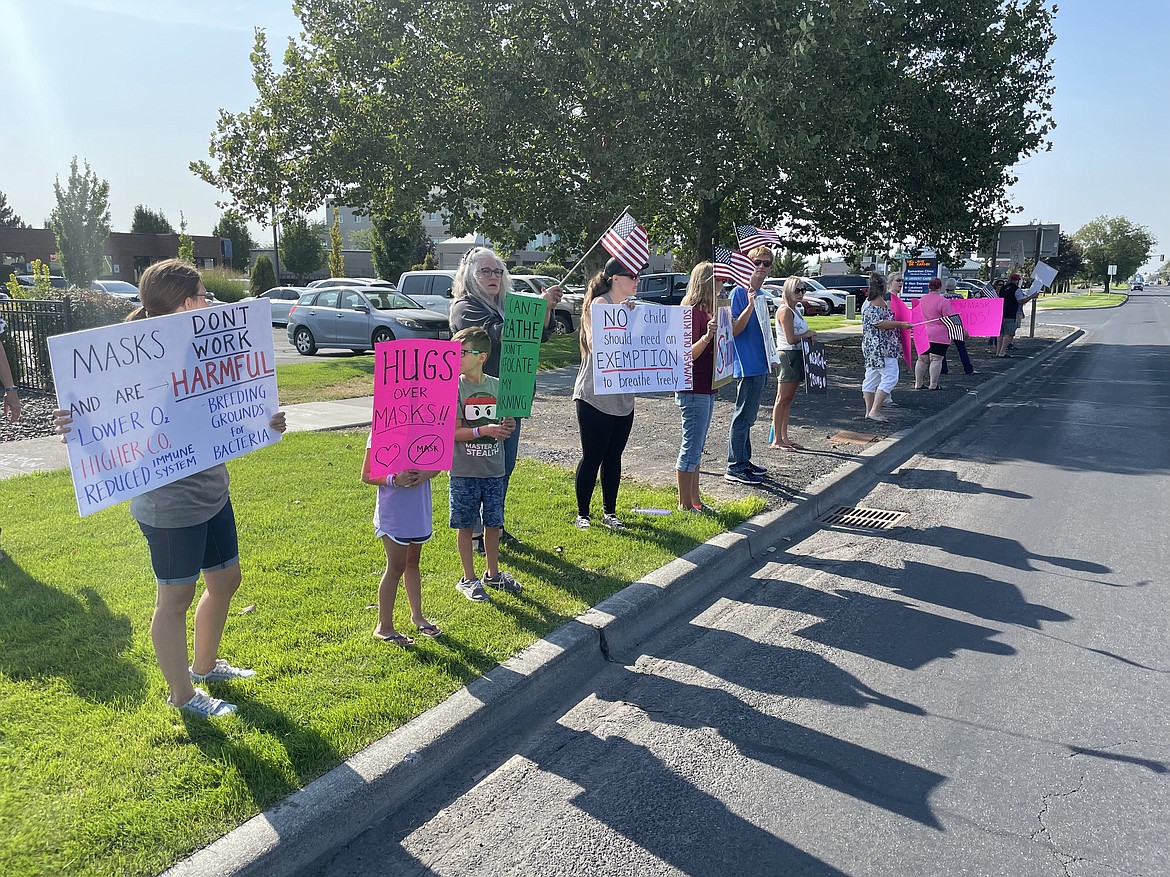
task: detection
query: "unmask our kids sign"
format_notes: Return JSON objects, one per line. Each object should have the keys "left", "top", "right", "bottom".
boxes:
{"left": 591, "top": 302, "right": 692, "bottom": 395}
{"left": 497, "top": 292, "right": 547, "bottom": 417}
{"left": 712, "top": 297, "right": 735, "bottom": 389}
{"left": 47, "top": 299, "right": 280, "bottom": 517}
{"left": 370, "top": 339, "right": 461, "bottom": 479}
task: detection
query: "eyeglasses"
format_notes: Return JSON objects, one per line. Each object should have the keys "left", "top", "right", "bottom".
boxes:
{"left": 461, "top": 349, "right": 486, "bottom": 356}
{"left": 477, "top": 267, "right": 505, "bottom": 278}
{"left": 753, "top": 260, "right": 773, "bottom": 268}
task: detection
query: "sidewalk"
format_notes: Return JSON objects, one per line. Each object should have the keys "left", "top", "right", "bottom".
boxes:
{"left": 0, "top": 320, "right": 866, "bottom": 482}
{"left": 163, "top": 322, "right": 1085, "bottom": 877}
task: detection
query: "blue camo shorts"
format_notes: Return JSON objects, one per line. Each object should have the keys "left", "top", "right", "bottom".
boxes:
{"left": 449, "top": 475, "right": 505, "bottom": 530}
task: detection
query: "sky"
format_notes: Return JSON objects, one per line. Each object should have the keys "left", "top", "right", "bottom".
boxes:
{"left": 1, "top": 0, "right": 1167, "bottom": 273}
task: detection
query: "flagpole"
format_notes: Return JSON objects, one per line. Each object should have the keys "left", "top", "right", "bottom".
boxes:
{"left": 559, "top": 205, "right": 632, "bottom": 286}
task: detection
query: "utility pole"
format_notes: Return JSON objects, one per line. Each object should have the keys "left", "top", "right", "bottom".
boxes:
{"left": 271, "top": 206, "right": 281, "bottom": 284}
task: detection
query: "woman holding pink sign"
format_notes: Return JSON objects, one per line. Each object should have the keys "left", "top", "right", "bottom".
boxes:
{"left": 913, "top": 278, "right": 955, "bottom": 391}
{"left": 53, "top": 259, "right": 287, "bottom": 719}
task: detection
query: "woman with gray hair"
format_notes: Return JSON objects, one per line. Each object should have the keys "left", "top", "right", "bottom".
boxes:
{"left": 449, "top": 246, "right": 563, "bottom": 547}
{"left": 861, "top": 272, "right": 912, "bottom": 421}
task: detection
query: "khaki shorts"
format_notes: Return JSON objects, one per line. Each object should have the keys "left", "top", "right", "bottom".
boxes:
{"left": 776, "top": 348, "right": 805, "bottom": 383}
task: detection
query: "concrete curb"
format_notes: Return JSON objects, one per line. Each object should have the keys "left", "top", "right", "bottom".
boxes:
{"left": 165, "top": 326, "right": 1083, "bottom": 877}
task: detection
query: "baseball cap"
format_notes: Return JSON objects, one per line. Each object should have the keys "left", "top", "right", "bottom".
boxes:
{"left": 603, "top": 258, "right": 637, "bottom": 279}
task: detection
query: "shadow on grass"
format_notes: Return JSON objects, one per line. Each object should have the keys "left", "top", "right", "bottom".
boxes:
{"left": 181, "top": 691, "right": 344, "bottom": 809}
{"left": 0, "top": 555, "right": 145, "bottom": 703}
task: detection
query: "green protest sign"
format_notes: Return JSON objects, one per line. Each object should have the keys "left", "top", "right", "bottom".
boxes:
{"left": 497, "top": 292, "right": 548, "bottom": 417}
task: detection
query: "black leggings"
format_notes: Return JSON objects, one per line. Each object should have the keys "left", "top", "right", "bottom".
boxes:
{"left": 574, "top": 399, "right": 634, "bottom": 518}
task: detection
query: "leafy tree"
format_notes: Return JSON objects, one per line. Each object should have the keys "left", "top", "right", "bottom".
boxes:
{"left": 177, "top": 212, "right": 195, "bottom": 263}
{"left": 370, "top": 213, "right": 430, "bottom": 282}
{"left": 0, "top": 190, "right": 26, "bottom": 227}
{"left": 130, "top": 205, "right": 175, "bottom": 234}
{"left": 5, "top": 259, "right": 51, "bottom": 299}
{"left": 279, "top": 215, "right": 326, "bottom": 283}
{"left": 250, "top": 253, "right": 277, "bottom": 293}
{"left": 212, "top": 209, "right": 257, "bottom": 270}
{"left": 50, "top": 157, "right": 111, "bottom": 288}
{"left": 197, "top": 1, "right": 1055, "bottom": 268}
{"left": 328, "top": 207, "right": 345, "bottom": 277}
{"left": 1072, "top": 216, "right": 1156, "bottom": 284}
{"left": 772, "top": 251, "right": 809, "bottom": 278}
{"left": 349, "top": 227, "right": 374, "bottom": 251}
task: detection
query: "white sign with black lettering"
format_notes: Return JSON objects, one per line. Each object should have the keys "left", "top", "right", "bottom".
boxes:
{"left": 591, "top": 302, "right": 692, "bottom": 395}
{"left": 47, "top": 299, "right": 281, "bottom": 517}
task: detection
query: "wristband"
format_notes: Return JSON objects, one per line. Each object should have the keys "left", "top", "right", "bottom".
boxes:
{"left": 472, "top": 427, "right": 480, "bottom": 439}
{"left": 387, "top": 474, "right": 396, "bottom": 487}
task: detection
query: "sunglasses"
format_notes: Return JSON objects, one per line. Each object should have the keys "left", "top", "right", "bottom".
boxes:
{"left": 477, "top": 267, "right": 505, "bottom": 277}
{"left": 752, "top": 259, "right": 773, "bottom": 267}
{"left": 461, "top": 349, "right": 487, "bottom": 356}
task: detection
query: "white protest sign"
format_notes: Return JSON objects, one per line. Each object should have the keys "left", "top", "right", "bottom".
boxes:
{"left": 48, "top": 299, "right": 281, "bottom": 517}
{"left": 756, "top": 294, "right": 780, "bottom": 366}
{"left": 1026, "top": 277, "right": 1043, "bottom": 296}
{"left": 1032, "top": 261, "right": 1058, "bottom": 288}
{"left": 591, "top": 302, "right": 692, "bottom": 395}
{"left": 712, "top": 298, "right": 735, "bottom": 389}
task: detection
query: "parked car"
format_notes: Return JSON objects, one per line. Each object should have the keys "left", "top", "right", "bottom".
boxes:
{"left": 14, "top": 274, "right": 70, "bottom": 290}
{"left": 397, "top": 268, "right": 579, "bottom": 330}
{"left": 953, "top": 280, "right": 990, "bottom": 297}
{"left": 511, "top": 275, "right": 582, "bottom": 334}
{"left": 760, "top": 278, "right": 827, "bottom": 316}
{"left": 285, "top": 287, "right": 452, "bottom": 355}
{"left": 307, "top": 277, "right": 396, "bottom": 289}
{"left": 90, "top": 279, "right": 139, "bottom": 299}
{"left": 813, "top": 274, "right": 870, "bottom": 306}
{"left": 243, "top": 286, "right": 307, "bottom": 325}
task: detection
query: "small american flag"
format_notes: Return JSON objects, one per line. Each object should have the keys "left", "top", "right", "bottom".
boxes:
{"left": 940, "top": 313, "right": 965, "bottom": 342}
{"left": 600, "top": 211, "right": 650, "bottom": 275}
{"left": 735, "top": 224, "right": 781, "bottom": 251}
{"left": 713, "top": 246, "right": 755, "bottom": 290}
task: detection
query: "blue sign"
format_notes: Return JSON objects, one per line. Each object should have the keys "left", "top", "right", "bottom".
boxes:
{"left": 902, "top": 257, "right": 937, "bottom": 297}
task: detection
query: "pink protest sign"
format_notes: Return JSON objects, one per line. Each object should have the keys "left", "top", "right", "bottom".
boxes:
{"left": 951, "top": 297, "right": 1004, "bottom": 337}
{"left": 889, "top": 295, "right": 914, "bottom": 366}
{"left": 910, "top": 304, "right": 931, "bottom": 357}
{"left": 369, "top": 339, "right": 461, "bottom": 478}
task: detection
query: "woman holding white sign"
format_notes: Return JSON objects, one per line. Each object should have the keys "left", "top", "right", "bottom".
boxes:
{"left": 770, "top": 278, "right": 817, "bottom": 450}
{"left": 571, "top": 258, "right": 638, "bottom": 531}
{"left": 53, "top": 259, "right": 287, "bottom": 719}
{"left": 449, "top": 246, "right": 562, "bottom": 549}
{"left": 674, "top": 261, "right": 719, "bottom": 512}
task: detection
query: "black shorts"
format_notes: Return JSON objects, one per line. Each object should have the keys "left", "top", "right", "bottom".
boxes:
{"left": 928, "top": 342, "right": 950, "bottom": 356}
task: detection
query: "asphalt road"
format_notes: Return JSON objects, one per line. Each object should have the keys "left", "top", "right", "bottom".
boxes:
{"left": 315, "top": 290, "right": 1169, "bottom": 877}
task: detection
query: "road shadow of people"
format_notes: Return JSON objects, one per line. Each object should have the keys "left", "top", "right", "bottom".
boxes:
{"left": 0, "top": 554, "right": 145, "bottom": 704}
{"left": 887, "top": 468, "right": 1032, "bottom": 499}
{"left": 899, "top": 525, "right": 1111, "bottom": 576}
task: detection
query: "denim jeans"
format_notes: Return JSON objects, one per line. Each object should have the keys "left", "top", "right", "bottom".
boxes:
{"left": 941, "top": 339, "right": 974, "bottom": 375}
{"left": 675, "top": 392, "right": 716, "bottom": 472}
{"left": 727, "top": 373, "right": 766, "bottom": 473}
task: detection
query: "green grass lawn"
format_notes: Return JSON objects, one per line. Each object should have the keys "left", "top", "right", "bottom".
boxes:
{"left": 0, "top": 432, "right": 763, "bottom": 877}
{"left": 1036, "top": 292, "right": 1127, "bottom": 309}
{"left": 277, "top": 332, "right": 583, "bottom": 404}
{"left": 806, "top": 315, "right": 849, "bottom": 331}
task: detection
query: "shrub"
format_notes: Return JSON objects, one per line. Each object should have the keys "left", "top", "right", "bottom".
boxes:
{"left": 200, "top": 267, "right": 250, "bottom": 303}
{"left": 48, "top": 286, "right": 136, "bottom": 331}
{"left": 251, "top": 255, "right": 277, "bottom": 294}
{"left": 532, "top": 260, "right": 568, "bottom": 277}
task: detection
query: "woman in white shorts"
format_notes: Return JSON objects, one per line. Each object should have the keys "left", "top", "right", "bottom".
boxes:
{"left": 861, "top": 273, "right": 912, "bottom": 422}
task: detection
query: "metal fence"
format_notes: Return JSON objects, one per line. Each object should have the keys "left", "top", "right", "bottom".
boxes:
{"left": 0, "top": 298, "right": 73, "bottom": 391}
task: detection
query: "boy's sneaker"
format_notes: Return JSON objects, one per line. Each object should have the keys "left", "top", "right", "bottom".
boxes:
{"left": 456, "top": 577, "right": 490, "bottom": 602}
{"left": 600, "top": 513, "right": 626, "bottom": 532}
{"left": 747, "top": 462, "right": 768, "bottom": 476}
{"left": 483, "top": 570, "right": 523, "bottom": 593}
{"left": 724, "top": 470, "right": 763, "bottom": 485}
{"left": 574, "top": 515, "right": 591, "bottom": 529}
{"left": 189, "top": 659, "right": 255, "bottom": 683}
{"left": 168, "top": 687, "right": 236, "bottom": 718}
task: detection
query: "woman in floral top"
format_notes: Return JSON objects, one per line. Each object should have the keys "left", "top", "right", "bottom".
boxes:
{"left": 861, "top": 273, "right": 912, "bottom": 422}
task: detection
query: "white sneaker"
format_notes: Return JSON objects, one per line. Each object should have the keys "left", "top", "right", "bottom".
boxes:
{"left": 169, "top": 687, "right": 237, "bottom": 718}
{"left": 574, "top": 515, "right": 591, "bottom": 529}
{"left": 190, "top": 659, "right": 256, "bottom": 682}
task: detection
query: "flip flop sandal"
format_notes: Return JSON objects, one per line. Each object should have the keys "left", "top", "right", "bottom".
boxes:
{"left": 373, "top": 632, "right": 415, "bottom": 646}
{"left": 415, "top": 624, "right": 442, "bottom": 638}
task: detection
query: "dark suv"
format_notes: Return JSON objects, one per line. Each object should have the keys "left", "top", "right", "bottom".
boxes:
{"left": 815, "top": 274, "right": 870, "bottom": 305}
{"left": 634, "top": 273, "right": 690, "bottom": 305}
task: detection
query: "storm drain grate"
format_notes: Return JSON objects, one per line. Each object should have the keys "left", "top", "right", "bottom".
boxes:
{"left": 819, "top": 506, "right": 906, "bottom": 530}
